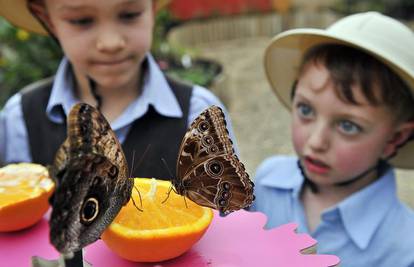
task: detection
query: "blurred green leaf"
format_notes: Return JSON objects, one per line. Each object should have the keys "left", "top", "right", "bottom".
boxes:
{"left": 0, "top": 18, "right": 62, "bottom": 108}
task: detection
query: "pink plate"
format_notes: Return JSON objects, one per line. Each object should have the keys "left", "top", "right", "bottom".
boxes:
{"left": 0, "top": 209, "right": 340, "bottom": 267}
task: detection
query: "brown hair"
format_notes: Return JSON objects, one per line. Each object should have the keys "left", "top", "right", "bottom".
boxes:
{"left": 293, "top": 44, "right": 414, "bottom": 123}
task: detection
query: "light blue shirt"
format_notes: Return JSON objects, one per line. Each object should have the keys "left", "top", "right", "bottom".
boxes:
{"left": 251, "top": 155, "right": 414, "bottom": 267}
{"left": 0, "top": 54, "right": 237, "bottom": 163}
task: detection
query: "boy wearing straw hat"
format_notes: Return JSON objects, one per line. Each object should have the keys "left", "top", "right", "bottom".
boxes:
{"left": 0, "top": 0, "right": 236, "bottom": 178}
{"left": 251, "top": 12, "right": 414, "bottom": 266}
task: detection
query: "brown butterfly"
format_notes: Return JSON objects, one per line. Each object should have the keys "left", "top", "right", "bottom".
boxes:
{"left": 48, "top": 103, "right": 134, "bottom": 254}
{"left": 171, "top": 105, "right": 255, "bottom": 214}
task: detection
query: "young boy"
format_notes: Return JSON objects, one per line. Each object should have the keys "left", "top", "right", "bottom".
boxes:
{"left": 0, "top": 0, "right": 237, "bottom": 179}
{"left": 251, "top": 12, "right": 414, "bottom": 266}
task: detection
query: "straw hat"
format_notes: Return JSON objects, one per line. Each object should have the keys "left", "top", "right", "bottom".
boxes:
{"left": 264, "top": 12, "right": 414, "bottom": 169}
{"left": 0, "top": 0, "right": 171, "bottom": 35}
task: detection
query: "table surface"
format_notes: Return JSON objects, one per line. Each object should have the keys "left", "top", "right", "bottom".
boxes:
{"left": 0, "top": 210, "right": 340, "bottom": 267}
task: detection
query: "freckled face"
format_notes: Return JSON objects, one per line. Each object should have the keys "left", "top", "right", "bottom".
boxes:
{"left": 44, "top": 0, "right": 154, "bottom": 89}
{"left": 291, "top": 62, "right": 397, "bottom": 186}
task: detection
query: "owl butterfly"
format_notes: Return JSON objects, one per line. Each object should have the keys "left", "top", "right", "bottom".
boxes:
{"left": 172, "top": 105, "right": 255, "bottom": 215}
{"left": 48, "top": 103, "right": 133, "bottom": 254}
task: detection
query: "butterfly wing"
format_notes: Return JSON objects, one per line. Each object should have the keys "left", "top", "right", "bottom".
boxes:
{"left": 183, "top": 155, "right": 254, "bottom": 214}
{"left": 49, "top": 152, "right": 133, "bottom": 253}
{"left": 49, "top": 103, "right": 133, "bottom": 254}
{"left": 176, "top": 105, "right": 234, "bottom": 180}
{"left": 49, "top": 103, "right": 129, "bottom": 184}
{"left": 176, "top": 106, "right": 254, "bottom": 214}
{"left": 48, "top": 138, "right": 69, "bottom": 188}
{"left": 66, "top": 103, "right": 129, "bottom": 180}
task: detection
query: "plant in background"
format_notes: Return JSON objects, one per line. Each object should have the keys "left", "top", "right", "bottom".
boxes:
{"left": 332, "top": 0, "right": 414, "bottom": 20}
{"left": 0, "top": 18, "right": 62, "bottom": 108}
{"left": 151, "top": 9, "right": 195, "bottom": 70}
{"left": 152, "top": 10, "right": 222, "bottom": 88}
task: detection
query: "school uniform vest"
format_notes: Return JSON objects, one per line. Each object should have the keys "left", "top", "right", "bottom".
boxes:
{"left": 20, "top": 76, "right": 192, "bottom": 180}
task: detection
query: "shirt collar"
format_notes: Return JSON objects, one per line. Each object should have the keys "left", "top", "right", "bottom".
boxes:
{"left": 337, "top": 167, "right": 398, "bottom": 250}
{"left": 260, "top": 160, "right": 398, "bottom": 250}
{"left": 260, "top": 158, "right": 304, "bottom": 190}
{"left": 143, "top": 54, "right": 182, "bottom": 118}
{"left": 46, "top": 58, "right": 78, "bottom": 123}
{"left": 260, "top": 160, "right": 303, "bottom": 192}
{"left": 46, "top": 54, "right": 183, "bottom": 128}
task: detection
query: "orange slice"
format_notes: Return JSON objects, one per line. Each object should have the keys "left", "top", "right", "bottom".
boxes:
{"left": 0, "top": 163, "right": 54, "bottom": 232}
{"left": 102, "top": 178, "right": 213, "bottom": 262}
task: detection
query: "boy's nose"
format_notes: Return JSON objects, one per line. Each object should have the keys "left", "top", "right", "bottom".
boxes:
{"left": 307, "top": 123, "right": 330, "bottom": 152}
{"left": 96, "top": 29, "right": 126, "bottom": 53}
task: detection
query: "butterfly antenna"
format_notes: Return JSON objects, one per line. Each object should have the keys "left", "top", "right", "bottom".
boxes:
{"left": 129, "top": 150, "right": 136, "bottom": 177}
{"left": 161, "top": 158, "right": 174, "bottom": 180}
{"left": 160, "top": 157, "right": 178, "bottom": 204}
{"left": 131, "top": 185, "right": 143, "bottom": 212}
{"left": 88, "top": 76, "right": 102, "bottom": 111}
{"left": 130, "top": 144, "right": 151, "bottom": 178}
{"left": 128, "top": 147, "right": 148, "bottom": 213}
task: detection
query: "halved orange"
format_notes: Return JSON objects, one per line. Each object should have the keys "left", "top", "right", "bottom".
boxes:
{"left": 0, "top": 163, "right": 54, "bottom": 232}
{"left": 101, "top": 178, "right": 213, "bottom": 262}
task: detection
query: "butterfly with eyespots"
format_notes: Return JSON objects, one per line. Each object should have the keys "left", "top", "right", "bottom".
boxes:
{"left": 171, "top": 105, "right": 255, "bottom": 215}
{"left": 48, "top": 102, "right": 134, "bottom": 254}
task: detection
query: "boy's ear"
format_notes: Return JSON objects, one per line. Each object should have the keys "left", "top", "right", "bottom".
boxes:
{"left": 28, "top": 0, "right": 56, "bottom": 35}
{"left": 382, "top": 121, "right": 414, "bottom": 159}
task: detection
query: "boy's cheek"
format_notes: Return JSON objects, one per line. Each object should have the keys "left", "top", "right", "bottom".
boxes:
{"left": 291, "top": 121, "right": 306, "bottom": 155}
{"left": 333, "top": 145, "right": 375, "bottom": 174}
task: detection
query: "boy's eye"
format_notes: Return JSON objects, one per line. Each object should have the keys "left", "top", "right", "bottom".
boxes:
{"left": 119, "top": 12, "right": 141, "bottom": 21}
{"left": 338, "top": 120, "right": 362, "bottom": 135}
{"left": 296, "top": 102, "right": 314, "bottom": 119}
{"left": 68, "top": 17, "right": 93, "bottom": 26}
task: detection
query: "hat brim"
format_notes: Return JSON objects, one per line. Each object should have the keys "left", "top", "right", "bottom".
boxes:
{"left": 0, "top": 1, "right": 46, "bottom": 34}
{"left": 264, "top": 29, "right": 414, "bottom": 169}
{"left": 0, "top": 0, "right": 172, "bottom": 35}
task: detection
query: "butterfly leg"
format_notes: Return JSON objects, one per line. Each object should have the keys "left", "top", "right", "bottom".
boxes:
{"left": 162, "top": 185, "right": 173, "bottom": 204}
{"left": 162, "top": 184, "right": 178, "bottom": 204}
{"left": 182, "top": 195, "right": 188, "bottom": 209}
{"left": 162, "top": 184, "right": 189, "bottom": 208}
{"left": 131, "top": 185, "right": 143, "bottom": 212}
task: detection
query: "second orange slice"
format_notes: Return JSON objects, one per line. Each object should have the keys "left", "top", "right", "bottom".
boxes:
{"left": 102, "top": 178, "right": 213, "bottom": 262}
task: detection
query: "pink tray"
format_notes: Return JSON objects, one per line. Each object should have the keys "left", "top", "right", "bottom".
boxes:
{"left": 0, "top": 210, "right": 340, "bottom": 267}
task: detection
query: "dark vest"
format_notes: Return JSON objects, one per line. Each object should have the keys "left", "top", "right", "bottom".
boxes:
{"left": 20, "top": 77, "right": 192, "bottom": 180}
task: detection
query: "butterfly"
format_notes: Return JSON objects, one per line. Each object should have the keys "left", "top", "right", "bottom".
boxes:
{"left": 48, "top": 103, "right": 134, "bottom": 254}
{"left": 171, "top": 105, "right": 255, "bottom": 215}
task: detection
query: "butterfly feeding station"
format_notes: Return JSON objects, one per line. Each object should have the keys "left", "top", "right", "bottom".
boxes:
{"left": 1, "top": 210, "right": 340, "bottom": 266}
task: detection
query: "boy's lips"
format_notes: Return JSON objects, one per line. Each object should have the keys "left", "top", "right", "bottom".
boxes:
{"left": 91, "top": 57, "right": 132, "bottom": 67}
{"left": 303, "top": 156, "right": 330, "bottom": 175}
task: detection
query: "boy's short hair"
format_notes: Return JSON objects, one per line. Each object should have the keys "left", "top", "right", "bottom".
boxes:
{"left": 295, "top": 44, "right": 414, "bottom": 123}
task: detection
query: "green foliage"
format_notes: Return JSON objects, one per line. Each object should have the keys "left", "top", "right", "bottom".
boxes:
{"left": 152, "top": 10, "right": 220, "bottom": 88}
{"left": 152, "top": 9, "right": 175, "bottom": 59}
{"left": 0, "top": 18, "right": 62, "bottom": 108}
{"left": 165, "top": 59, "right": 221, "bottom": 88}
{"left": 151, "top": 10, "right": 198, "bottom": 67}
